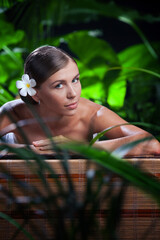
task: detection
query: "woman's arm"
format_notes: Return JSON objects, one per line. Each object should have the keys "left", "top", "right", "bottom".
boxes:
{"left": 0, "top": 102, "right": 29, "bottom": 154}
{"left": 93, "top": 132, "right": 160, "bottom": 156}
{"left": 91, "top": 106, "right": 160, "bottom": 156}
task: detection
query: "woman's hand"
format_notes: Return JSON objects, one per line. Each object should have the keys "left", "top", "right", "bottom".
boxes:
{"left": 32, "top": 135, "right": 71, "bottom": 151}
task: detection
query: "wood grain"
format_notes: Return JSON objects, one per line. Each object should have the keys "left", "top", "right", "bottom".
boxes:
{"left": 0, "top": 157, "right": 160, "bottom": 239}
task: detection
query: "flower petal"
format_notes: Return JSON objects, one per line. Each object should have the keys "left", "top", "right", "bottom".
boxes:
{"left": 19, "top": 88, "right": 27, "bottom": 97}
{"left": 30, "top": 79, "right": 36, "bottom": 87}
{"left": 27, "top": 88, "right": 36, "bottom": 96}
{"left": 22, "top": 74, "right": 29, "bottom": 82}
{"left": 16, "top": 80, "right": 25, "bottom": 89}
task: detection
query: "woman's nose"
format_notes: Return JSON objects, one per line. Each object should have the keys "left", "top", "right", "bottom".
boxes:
{"left": 67, "top": 85, "right": 76, "bottom": 98}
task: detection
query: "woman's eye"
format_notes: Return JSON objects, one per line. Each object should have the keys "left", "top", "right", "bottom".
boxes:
{"left": 72, "top": 78, "right": 79, "bottom": 83}
{"left": 55, "top": 83, "right": 63, "bottom": 89}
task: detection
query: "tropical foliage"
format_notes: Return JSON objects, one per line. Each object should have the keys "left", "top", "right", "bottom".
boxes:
{"left": 0, "top": 1, "right": 160, "bottom": 239}
{"left": 0, "top": 0, "right": 160, "bottom": 131}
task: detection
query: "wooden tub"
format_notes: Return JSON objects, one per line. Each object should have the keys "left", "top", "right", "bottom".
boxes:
{"left": 0, "top": 155, "right": 160, "bottom": 240}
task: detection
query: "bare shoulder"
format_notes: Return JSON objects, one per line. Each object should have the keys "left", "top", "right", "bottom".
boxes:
{"left": 0, "top": 99, "right": 23, "bottom": 132}
{"left": 0, "top": 99, "right": 23, "bottom": 111}
{"left": 80, "top": 98, "right": 128, "bottom": 134}
{"left": 0, "top": 99, "right": 26, "bottom": 115}
{"left": 79, "top": 97, "right": 102, "bottom": 116}
{"left": 0, "top": 99, "right": 30, "bottom": 122}
{"left": 79, "top": 97, "right": 116, "bottom": 120}
{"left": 78, "top": 98, "right": 119, "bottom": 137}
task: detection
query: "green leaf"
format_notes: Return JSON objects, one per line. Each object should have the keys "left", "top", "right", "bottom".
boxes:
{"left": 63, "top": 30, "right": 119, "bottom": 66}
{"left": 0, "top": 47, "right": 24, "bottom": 101}
{"left": 0, "top": 18, "right": 24, "bottom": 49}
{"left": 119, "top": 42, "right": 160, "bottom": 70}
{"left": 90, "top": 121, "right": 160, "bottom": 146}
{"left": 61, "top": 143, "right": 160, "bottom": 205}
{"left": 116, "top": 42, "right": 160, "bottom": 124}
{"left": 0, "top": 212, "right": 35, "bottom": 240}
{"left": 112, "top": 136, "right": 152, "bottom": 158}
{"left": 90, "top": 123, "right": 129, "bottom": 146}
{"left": 104, "top": 42, "right": 160, "bottom": 109}
{"left": 54, "top": 30, "right": 121, "bottom": 101}
{"left": 102, "top": 69, "right": 125, "bottom": 107}
{"left": 118, "top": 16, "right": 158, "bottom": 59}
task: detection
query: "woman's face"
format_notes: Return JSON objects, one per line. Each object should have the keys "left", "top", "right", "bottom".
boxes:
{"left": 36, "top": 60, "right": 81, "bottom": 116}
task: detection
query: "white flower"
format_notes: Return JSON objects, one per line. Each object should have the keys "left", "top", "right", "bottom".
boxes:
{"left": 16, "top": 74, "right": 36, "bottom": 97}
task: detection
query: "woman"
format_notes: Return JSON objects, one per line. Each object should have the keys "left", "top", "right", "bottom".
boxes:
{"left": 0, "top": 45, "right": 160, "bottom": 156}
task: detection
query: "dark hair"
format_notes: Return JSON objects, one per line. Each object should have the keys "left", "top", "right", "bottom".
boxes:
{"left": 20, "top": 45, "right": 76, "bottom": 104}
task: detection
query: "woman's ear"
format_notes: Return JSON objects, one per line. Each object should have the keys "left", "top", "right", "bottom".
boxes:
{"left": 31, "top": 90, "right": 40, "bottom": 103}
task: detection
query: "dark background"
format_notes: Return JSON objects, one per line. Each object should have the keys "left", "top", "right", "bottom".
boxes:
{"left": 52, "top": 0, "right": 160, "bottom": 53}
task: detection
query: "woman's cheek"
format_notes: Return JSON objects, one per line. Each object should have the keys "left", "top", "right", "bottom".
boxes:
{"left": 75, "top": 81, "right": 80, "bottom": 90}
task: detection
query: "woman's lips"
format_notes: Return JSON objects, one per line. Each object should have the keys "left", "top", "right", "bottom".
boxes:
{"left": 65, "top": 102, "right": 78, "bottom": 110}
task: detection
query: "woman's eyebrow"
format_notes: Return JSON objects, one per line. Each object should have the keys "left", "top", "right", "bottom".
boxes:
{"left": 72, "top": 73, "right": 80, "bottom": 80}
{"left": 49, "top": 73, "right": 80, "bottom": 86}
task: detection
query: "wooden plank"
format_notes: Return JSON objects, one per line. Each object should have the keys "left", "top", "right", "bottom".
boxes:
{"left": 0, "top": 157, "right": 160, "bottom": 239}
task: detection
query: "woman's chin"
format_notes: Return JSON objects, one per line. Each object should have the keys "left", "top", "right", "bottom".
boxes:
{"left": 64, "top": 108, "right": 78, "bottom": 116}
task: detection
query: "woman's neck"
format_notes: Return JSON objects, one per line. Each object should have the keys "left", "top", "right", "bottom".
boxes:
{"left": 32, "top": 103, "right": 78, "bottom": 129}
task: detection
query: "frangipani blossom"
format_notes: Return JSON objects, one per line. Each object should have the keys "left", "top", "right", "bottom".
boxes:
{"left": 16, "top": 74, "right": 36, "bottom": 97}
